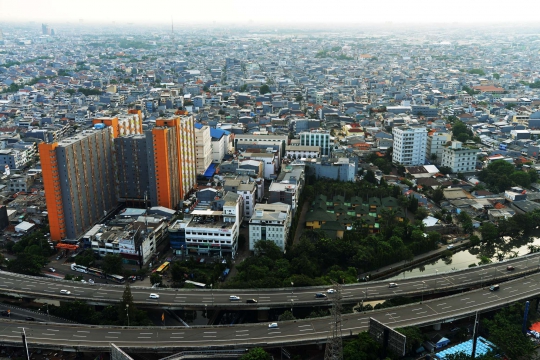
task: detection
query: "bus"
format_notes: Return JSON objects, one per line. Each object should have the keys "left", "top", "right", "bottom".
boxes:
{"left": 185, "top": 280, "right": 206, "bottom": 288}
{"left": 154, "top": 261, "right": 170, "bottom": 274}
{"left": 106, "top": 274, "right": 125, "bottom": 284}
{"left": 71, "top": 263, "right": 87, "bottom": 273}
{"left": 86, "top": 267, "right": 105, "bottom": 278}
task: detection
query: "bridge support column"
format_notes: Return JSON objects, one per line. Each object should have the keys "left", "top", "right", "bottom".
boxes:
{"left": 432, "top": 323, "right": 441, "bottom": 331}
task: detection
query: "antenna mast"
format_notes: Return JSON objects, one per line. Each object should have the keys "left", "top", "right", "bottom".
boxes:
{"left": 324, "top": 280, "right": 343, "bottom": 360}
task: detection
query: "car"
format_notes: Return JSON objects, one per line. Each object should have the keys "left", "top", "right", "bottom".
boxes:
{"left": 388, "top": 283, "right": 398, "bottom": 288}
{"left": 268, "top": 322, "right": 278, "bottom": 328}
{"left": 88, "top": 279, "right": 94, "bottom": 284}
{"left": 60, "top": 289, "right": 70, "bottom": 295}
{"left": 48, "top": 267, "right": 55, "bottom": 272}
{"left": 327, "top": 289, "right": 336, "bottom": 294}
{"left": 229, "top": 295, "right": 241, "bottom": 301}
{"left": 315, "top": 293, "right": 327, "bottom": 298}
{"left": 80, "top": 280, "right": 86, "bottom": 283}
{"left": 489, "top": 285, "right": 500, "bottom": 292}
{"left": 246, "top": 299, "right": 258, "bottom": 303}
{"left": 447, "top": 245, "right": 454, "bottom": 250}
{"left": 56, "top": 255, "right": 62, "bottom": 260}
{"left": 1, "top": 310, "right": 9, "bottom": 316}
{"left": 507, "top": 265, "right": 515, "bottom": 271}
{"left": 149, "top": 293, "right": 160, "bottom": 299}
{"left": 25, "top": 317, "right": 35, "bottom": 321}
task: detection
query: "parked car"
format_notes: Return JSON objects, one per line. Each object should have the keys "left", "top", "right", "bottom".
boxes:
{"left": 388, "top": 283, "right": 398, "bottom": 288}
{"left": 268, "top": 322, "right": 278, "bottom": 328}
{"left": 229, "top": 295, "right": 241, "bottom": 301}
{"left": 149, "top": 293, "right": 160, "bottom": 299}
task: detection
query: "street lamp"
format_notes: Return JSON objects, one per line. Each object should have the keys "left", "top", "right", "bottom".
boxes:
{"left": 291, "top": 299, "right": 294, "bottom": 316}
{"left": 435, "top": 270, "right": 438, "bottom": 289}
{"left": 291, "top": 282, "right": 294, "bottom": 298}
{"left": 210, "top": 283, "right": 213, "bottom": 306}
{"left": 126, "top": 304, "right": 129, "bottom": 327}
{"left": 422, "top": 281, "right": 426, "bottom": 303}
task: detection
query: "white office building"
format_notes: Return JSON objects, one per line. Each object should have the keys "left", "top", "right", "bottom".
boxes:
{"left": 426, "top": 132, "right": 452, "bottom": 164}
{"left": 441, "top": 141, "right": 480, "bottom": 173}
{"left": 195, "top": 125, "right": 212, "bottom": 174}
{"left": 392, "top": 126, "right": 427, "bottom": 166}
{"left": 249, "top": 203, "right": 292, "bottom": 252}
{"left": 299, "top": 130, "right": 334, "bottom": 156}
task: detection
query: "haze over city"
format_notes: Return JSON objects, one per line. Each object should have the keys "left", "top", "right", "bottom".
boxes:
{"left": 0, "top": 0, "right": 539, "bottom": 25}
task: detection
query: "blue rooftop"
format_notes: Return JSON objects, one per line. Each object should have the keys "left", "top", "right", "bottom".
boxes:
{"left": 194, "top": 123, "right": 230, "bottom": 140}
{"left": 436, "top": 337, "right": 496, "bottom": 359}
{"left": 203, "top": 163, "right": 217, "bottom": 178}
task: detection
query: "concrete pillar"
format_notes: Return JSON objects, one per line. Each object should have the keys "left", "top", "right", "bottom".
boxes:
{"left": 433, "top": 323, "right": 441, "bottom": 331}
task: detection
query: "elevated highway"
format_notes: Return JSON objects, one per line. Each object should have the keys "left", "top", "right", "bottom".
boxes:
{"left": 1, "top": 271, "right": 540, "bottom": 351}
{"left": 1, "top": 254, "right": 539, "bottom": 309}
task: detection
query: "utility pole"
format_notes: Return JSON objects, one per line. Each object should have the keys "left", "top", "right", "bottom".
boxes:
{"left": 324, "top": 280, "right": 343, "bottom": 360}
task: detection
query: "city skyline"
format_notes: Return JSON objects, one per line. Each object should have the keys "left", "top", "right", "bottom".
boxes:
{"left": 0, "top": 0, "right": 538, "bottom": 25}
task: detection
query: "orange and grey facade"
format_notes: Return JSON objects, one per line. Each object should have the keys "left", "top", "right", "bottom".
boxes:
{"left": 40, "top": 115, "right": 197, "bottom": 241}
{"left": 39, "top": 128, "right": 118, "bottom": 241}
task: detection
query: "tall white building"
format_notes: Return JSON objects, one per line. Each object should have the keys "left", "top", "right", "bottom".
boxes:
{"left": 426, "top": 132, "right": 452, "bottom": 164}
{"left": 299, "top": 130, "right": 334, "bottom": 156}
{"left": 195, "top": 125, "right": 212, "bottom": 174}
{"left": 392, "top": 126, "right": 427, "bottom": 166}
{"left": 441, "top": 141, "right": 480, "bottom": 173}
{"left": 249, "top": 203, "right": 291, "bottom": 252}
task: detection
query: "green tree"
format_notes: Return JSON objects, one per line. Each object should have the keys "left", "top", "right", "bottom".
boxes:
{"left": 259, "top": 84, "right": 271, "bottom": 94}
{"left": 364, "top": 170, "right": 376, "bottom": 184}
{"left": 431, "top": 188, "right": 444, "bottom": 204}
{"left": 278, "top": 310, "right": 296, "bottom": 321}
{"left": 101, "top": 254, "right": 123, "bottom": 275}
{"left": 150, "top": 273, "right": 162, "bottom": 286}
{"left": 7, "top": 252, "right": 46, "bottom": 275}
{"left": 240, "top": 347, "right": 271, "bottom": 360}
{"left": 343, "top": 332, "right": 382, "bottom": 360}
{"left": 480, "top": 222, "right": 498, "bottom": 243}
{"left": 492, "top": 73, "right": 500, "bottom": 80}
{"left": 396, "top": 327, "right": 425, "bottom": 354}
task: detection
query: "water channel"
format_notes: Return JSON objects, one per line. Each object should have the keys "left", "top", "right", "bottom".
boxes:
{"left": 389, "top": 232, "right": 540, "bottom": 281}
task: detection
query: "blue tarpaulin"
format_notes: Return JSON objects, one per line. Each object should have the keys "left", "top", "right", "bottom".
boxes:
{"left": 203, "top": 163, "right": 217, "bottom": 178}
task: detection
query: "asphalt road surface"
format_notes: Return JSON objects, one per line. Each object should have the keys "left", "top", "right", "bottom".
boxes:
{"left": 1, "top": 272, "right": 540, "bottom": 350}
{"left": 0, "top": 253, "right": 539, "bottom": 308}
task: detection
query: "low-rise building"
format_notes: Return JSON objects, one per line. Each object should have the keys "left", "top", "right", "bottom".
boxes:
{"left": 440, "top": 141, "right": 480, "bottom": 173}
{"left": 249, "top": 203, "right": 292, "bottom": 252}
{"left": 285, "top": 145, "right": 320, "bottom": 159}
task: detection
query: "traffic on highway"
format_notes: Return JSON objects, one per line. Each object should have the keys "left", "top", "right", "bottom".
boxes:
{"left": 0, "top": 253, "right": 539, "bottom": 308}
{"left": 1, "top": 271, "right": 539, "bottom": 350}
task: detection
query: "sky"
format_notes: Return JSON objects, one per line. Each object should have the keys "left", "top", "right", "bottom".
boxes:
{"left": 0, "top": 0, "right": 538, "bottom": 25}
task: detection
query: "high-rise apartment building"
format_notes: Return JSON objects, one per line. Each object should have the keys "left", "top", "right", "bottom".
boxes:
{"left": 148, "top": 116, "right": 196, "bottom": 209}
{"left": 114, "top": 134, "right": 151, "bottom": 204}
{"left": 39, "top": 128, "right": 117, "bottom": 241}
{"left": 93, "top": 110, "right": 143, "bottom": 138}
{"left": 392, "top": 126, "right": 427, "bottom": 166}
{"left": 194, "top": 125, "right": 212, "bottom": 174}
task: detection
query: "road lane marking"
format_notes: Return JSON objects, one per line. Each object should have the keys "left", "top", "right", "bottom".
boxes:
{"left": 47, "top": 329, "right": 59, "bottom": 331}
{"left": 108, "top": 331, "right": 121, "bottom": 334}
{"left": 170, "top": 337, "right": 183, "bottom": 339}
{"left": 73, "top": 335, "right": 86, "bottom": 338}
{"left": 139, "top": 333, "right": 153, "bottom": 335}
{"left": 105, "top": 336, "right": 118, "bottom": 339}
{"left": 42, "top": 333, "right": 55, "bottom": 336}
{"left": 172, "top": 332, "right": 184, "bottom": 335}
{"left": 138, "top": 337, "right": 151, "bottom": 339}
{"left": 236, "top": 330, "right": 249, "bottom": 332}
{"left": 298, "top": 325, "right": 311, "bottom": 327}
{"left": 77, "top": 331, "right": 89, "bottom": 333}
{"left": 204, "top": 331, "right": 216, "bottom": 334}
{"left": 236, "top": 334, "right": 249, "bottom": 336}
{"left": 466, "top": 301, "right": 475, "bottom": 304}
{"left": 203, "top": 336, "right": 216, "bottom": 338}
{"left": 437, "top": 303, "right": 446, "bottom": 306}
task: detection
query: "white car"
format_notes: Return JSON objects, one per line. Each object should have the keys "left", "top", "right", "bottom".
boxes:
{"left": 88, "top": 279, "right": 94, "bottom": 284}
{"left": 268, "top": 322, "right": 278, "bottom": 328}
{"left": 229, "top": 295, "right": 241, "bottom": 301}
{"left": 80, "top": 280, "right": 86, "bottom": 283}
{"left": 388, "top": 283, "right": 398, "bottom": 288}
{"left": 60, "top": 289, "right": 71, "bottom": 295}
{"left": 149, "top": 293, "right": 160, "bottom": 299}
{"left": 327, "top": 289, "right": 336, "bottom": 294}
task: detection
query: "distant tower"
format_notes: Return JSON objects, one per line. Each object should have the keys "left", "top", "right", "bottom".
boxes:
{"left": 171, "top": 17, "right": 175, "bottom": 46}
{"left": 41, "top": 23, "right": 49, "bottom": 35}
{"left": 324, "top": 280, "right": 343, "bottom": 360}
{"left": 50, "top": 28, "right": 55, "bottom": 36}
{"left": 0, "top": 29, "right": 3, "bottom": 41}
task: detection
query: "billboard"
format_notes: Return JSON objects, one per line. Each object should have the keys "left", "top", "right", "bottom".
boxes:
{"left": 369, "top": 317, "right": 406, "bottom": 356}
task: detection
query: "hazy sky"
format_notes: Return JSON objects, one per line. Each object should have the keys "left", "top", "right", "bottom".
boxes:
{"left": 0, "top": 0, "right": 537, "bottom": 25}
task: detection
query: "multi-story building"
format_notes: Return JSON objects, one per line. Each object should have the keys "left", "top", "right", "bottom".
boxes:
{"left": 426, "top": 132, "right": 451, "bottom": 164}
{"left": 39, "top": 128, "right": 117, "bottom": 241}
{"left": 0, "top": 148, "right": 31, "bottom": 169}
{"left": 149, "top": 116, "right": 196, "bottom": 209}
{"left": 194, "top": 125, "right": 212, "bottom": 174}
{"left": 249, "top": 203, "right": 292, "bottom": 252}
{"left": 299, "top": 130, "right": 334, "bottom": 156}
{"left": 93, "top": 109, "right": 143, "bottom": 138}
{"left": 223, "top": 177, "right": 257, "bottom": 219}
{"left": 234, "top": 134, "right": 288, "bottom": 161}
{"left": 285, "top": 145, "right": 320, "bottom": 159}
{"left": 114, "top": 134, "right": 151, "bottom": 204}
{"left": 440, "top": 141, "right": 480, "bottom": 173}
{"left": 168, "top": 191, "right": 241, "bottom": 258}
{"left": 392, "top": 126, "right": 427, "bottom": 166}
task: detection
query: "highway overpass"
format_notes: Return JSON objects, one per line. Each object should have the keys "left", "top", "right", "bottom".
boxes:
{"left": 0, "top": 253, "right": 539, "bottom": 309}
{"left": 1, "top": 271, "right": 540, "bottom": 351}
